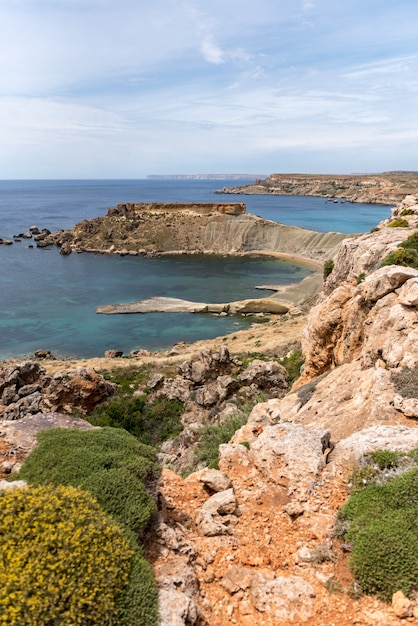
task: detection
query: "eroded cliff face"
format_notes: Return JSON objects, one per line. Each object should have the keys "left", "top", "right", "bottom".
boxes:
{"left": 40, "top": 202, "right": 346, "bottom": 264}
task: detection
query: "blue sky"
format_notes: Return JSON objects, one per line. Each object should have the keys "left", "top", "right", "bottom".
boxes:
{"left": 1, "top": 0, "right": 418, "bottom": 178}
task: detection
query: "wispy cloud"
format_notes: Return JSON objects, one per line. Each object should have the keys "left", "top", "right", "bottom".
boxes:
{"left": 1, "top": 0, "right": 418, "bottom": 177}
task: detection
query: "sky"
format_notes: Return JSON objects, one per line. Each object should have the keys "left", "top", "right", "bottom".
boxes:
{"left": 1, "top": 0, "right": 418, "bottom": 178}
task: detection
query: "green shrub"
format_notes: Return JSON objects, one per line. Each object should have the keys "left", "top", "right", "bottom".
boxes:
{"left": 380, "top": 247, "right": 418, "bottom": 269}
{"left": 323, "top": 259, "right": 334, "bottom": 278}
{"left": 278, "top": 350, "right": 304, "bottom": 385}
{"left": 339, "top": 462, "right": 418, "bottom": 601}
{"left": 369, "top": 449, "right": 402, "bottom": 469}
{"left": 89, "top": 394, "right": 184, "bottom": 446}
{"left": 0, "top": 485, "right": 132, "bottom": 626}
{"left": 356, "top": 272, "right": 366, "bottom": 284}
{"left": 194, "top": 398, "right": 265, "bottom": 470}
{"left": 400, "top": 208, "right": 415, "bottom": 216}
{"left": 348, "top": 510, "right": 418, "bottom": 601}
{"left": 115, "top": 551, "right": 159, "bottom": 626}
{"left": 195, "top": 413, "right": 249, "bottom": 469}
{"left": 15, "top": 427, "right": 159, "bottom": 535}
{"left": 399, "top": 230, "right": 418, "bottom": 252}
{"left": 387, "top": 218, "right": 409, "bottom": 228}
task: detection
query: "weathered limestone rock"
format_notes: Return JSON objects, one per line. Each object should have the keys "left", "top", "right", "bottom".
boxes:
{"left": 196, "top": 468, "right": 232, "bottom": 493}
{"left": 0, "top": 361, "right": 114, "bottom": 420}
{"left": 221, "top": 565, "right": 254, "bottom": 595}
{"left": 238, "top": 359, "right": 288, "bottom": 391}
{"left": 249, "top": 573, "right": 316, "bottom": 622}
{"left": 392, "top": 590, "right": 413, "bottom": 618}
{"left": 299, "top": 266, "right": 418, "bottom": 383}
{"left": 195, "top": 488, "right": 237, "bottom": 536}
{"left": 158, "top": 589, "right": 200, "bottom": 626}
{"left": 323, "top": 228, "right": 411, "bottom": 294}
{"left": 235, "top": 422, "right": 330, "bottom": 504}
{"left": 331, "top": 425, "right": 418, "bottom": 467}
{"left": 179, "top": 346, "right": 237, "bottom": 383}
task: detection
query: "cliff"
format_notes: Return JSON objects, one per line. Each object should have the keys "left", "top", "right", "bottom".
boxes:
{"left": 41, "top": 201, "right": 346, "bottom": 263}
{"left": 219, "top": 171, "right": 418, "bottom": 205}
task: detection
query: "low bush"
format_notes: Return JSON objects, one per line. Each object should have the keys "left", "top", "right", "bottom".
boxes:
{"left": 194, "top": 397, "right": 265, "bottom": 469}
{"left": 323, "top": 259, "right": 334, "bottom": 278}
{"left": 387, "top": 218, "right": 409, "bottom": 228}
{"left": 338, "top": 451, "right": 418, "bottom": 601}
{"left": 88, "top": 395, "right": 184, "bottom": 446}
{"left": 0, "top": 485, "right": 133, "bottom": 626}
{"left": 15, "top": 427, "right": 159, "bottom": 535}
{"left": 380, "top": 247, "right": 418, "bottom": 269}
{"left": 400, "top": 208, "right": 415, "bottom": 216}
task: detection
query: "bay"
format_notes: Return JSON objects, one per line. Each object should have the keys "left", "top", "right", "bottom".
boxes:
{"left": 0, "top": 179, "right": 391, "bottom": 359}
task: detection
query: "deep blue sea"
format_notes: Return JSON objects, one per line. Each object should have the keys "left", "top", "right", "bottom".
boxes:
{"left": 0, "top": 179, "right": 390, "bottom": 359}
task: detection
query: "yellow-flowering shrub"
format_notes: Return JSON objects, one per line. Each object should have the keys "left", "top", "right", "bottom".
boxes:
{"left": 0, "top": 485, "right": 133, "bottom": 626}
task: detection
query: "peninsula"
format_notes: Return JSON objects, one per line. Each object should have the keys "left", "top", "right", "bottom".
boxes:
{"left": 38, "top": 201, "right": 347, "bottom": 314}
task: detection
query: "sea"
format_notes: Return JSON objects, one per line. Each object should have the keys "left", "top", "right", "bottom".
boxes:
{"left": 0, "top": 179, "right": 391, "bottom": 360}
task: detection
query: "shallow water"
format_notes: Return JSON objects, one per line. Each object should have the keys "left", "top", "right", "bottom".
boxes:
{"left": 0, "top": 179, "right": 390, "bottom": 359}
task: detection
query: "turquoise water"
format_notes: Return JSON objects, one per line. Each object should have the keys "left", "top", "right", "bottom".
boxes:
{"left": 0, "top": 180, "right": 390, "bottom": 359}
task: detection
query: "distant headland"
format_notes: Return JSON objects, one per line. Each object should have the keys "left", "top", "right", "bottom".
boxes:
{"left": 147, "top": 174, "right": 266, "bottom": 180}
{"left": 218, "top": 171, "right": 418, "bottom": 205}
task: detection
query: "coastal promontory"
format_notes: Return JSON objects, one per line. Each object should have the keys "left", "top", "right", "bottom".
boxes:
{"left": 219, "top": 171, "right": 418, "bottom": 204}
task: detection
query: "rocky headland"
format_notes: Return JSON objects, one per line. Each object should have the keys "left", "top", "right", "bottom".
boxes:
{"left": 219, "top": 171, "right": 418, "bottom": 205}
{"left": 34, "top": 200, "right": 348, "bottom": 315}
{"left": 1, "top": 195, "right": 418, "bottom": 625}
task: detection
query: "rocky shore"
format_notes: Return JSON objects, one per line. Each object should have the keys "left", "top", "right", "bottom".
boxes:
{"left": 218, "top": 171, "right": 418, "bottom": 205}
{"left": 1, "top": 195, "right": 418, "bottom": 625}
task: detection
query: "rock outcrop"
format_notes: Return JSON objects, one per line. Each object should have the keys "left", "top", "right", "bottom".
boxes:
{"left": 0, "top": 361, "right": 114, "bottom": 420}
{"left": 38, "top": 202, "right": 346, "bottom": 264}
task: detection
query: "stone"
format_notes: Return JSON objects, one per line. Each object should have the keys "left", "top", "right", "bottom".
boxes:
{"left": 196, "top": 488, "right": 237, "bottom": 536}
{"left": 158, "top": 589, "right": 200, "bottom": 626}
{"left": 238, "top": 359, "right": 288, "bottom": 390}
{"left": 397, "top": 277, "right": 418, "bottom": 306}
{"left": 0, "top": 479, "right": 27, "bottom": 491}
{"left": 392, "top": 590, "right": 413, "bottom": 618}
{"left": 104, "top": 349, "right": 123, "bottom": 358}
{"left": 332, "top": 425, "right": 418, "bottom": 467}
{"left": 359, "top": 266, "right": 418, "bottom": 302}
{"left": 221, "top": 565, "right": 254, "bottom": 594}
{"left": 249, "top": 573, "right": 315, "bottom": 622}
{"left": 197, "top": 468, "right": 232, "bottom": 493}
{"left": 248, "top": 423, "right": 331, "bottom": 501}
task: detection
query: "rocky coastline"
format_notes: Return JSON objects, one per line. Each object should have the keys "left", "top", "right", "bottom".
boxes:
{"left": 1, "top": 194, "right": 418, "bottom": 625}
{"left": 218, "top": 171, "right": 418, "bottom": 205}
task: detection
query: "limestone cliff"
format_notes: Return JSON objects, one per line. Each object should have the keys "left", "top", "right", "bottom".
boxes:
{"left": 220, "top": 171, "right": 418, "bottom": 205}
{"left": 41, "top": 202, "right": 346, "bottom": 264}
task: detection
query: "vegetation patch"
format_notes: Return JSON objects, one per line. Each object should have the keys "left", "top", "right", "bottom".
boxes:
{"left": 380, "top": 247, "right": 418, "bottom": 269}
{"left": 338, "top": 448, "right": 418, "bottom": 601}
{"left": 323, "top": 259, "right": 334, "bottom": 279}
{"left": 387, "top": 218, "right": 409, "bottom": 228}
{"left": 89, "top": 365, "right": 184, "bottom": 445}
{"left": 391, "top": 365, "right": 418, "bottom": 398}
{"left": 0, "top": 485, "right": 133, "bottom": 626}
{"left": 194, "top": 396, "right": 267, "bottom": 470}
{"left": 15, "top": 427, "right": 159, "bottom": 535}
